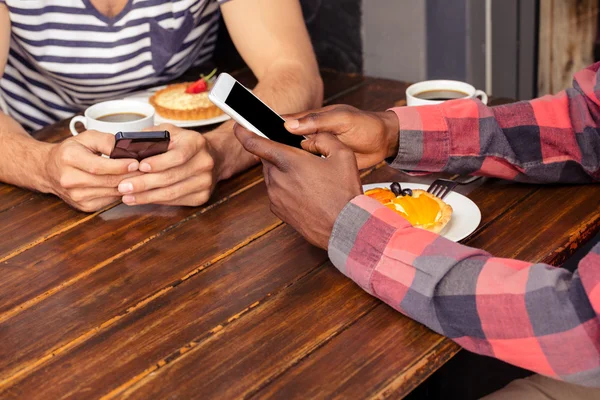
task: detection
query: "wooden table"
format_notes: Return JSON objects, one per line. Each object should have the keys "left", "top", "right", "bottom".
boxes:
{"left": 1, "top": 70, "right": 599, "bottom": 399}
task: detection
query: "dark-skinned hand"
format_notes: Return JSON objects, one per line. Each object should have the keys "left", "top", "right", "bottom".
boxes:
{"left": 283, "top": 104, "right": 400, "bottom": 170}
{"left": 234, "top": 125, "right": 363, "bottom": 249}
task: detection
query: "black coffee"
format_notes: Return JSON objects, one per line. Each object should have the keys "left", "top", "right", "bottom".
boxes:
{"left": 97, "top": 112, "right": 146, "bottom": 122}
{"left": 414, "top": 89, "right": 469, "bottom": 101}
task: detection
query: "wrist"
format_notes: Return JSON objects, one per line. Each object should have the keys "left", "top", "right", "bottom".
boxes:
{"left": 380, "top": 111, "right": 400, "bottom": 159}
{"left": 9, "top": 136, "right": 55, "bottom": 194}
{"left": 204, "top": 127, "right": 258, "bottom": 182}
{"left": 0, "top": 114, "right": 56, "bottom": 194}
{"left": 204, "top": 129, "right": 228, "bottom": 182}
{"left": 30, "top": 140, "right": 55, "bottom": 194}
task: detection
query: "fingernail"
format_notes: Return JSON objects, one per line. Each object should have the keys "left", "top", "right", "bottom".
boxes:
{"left": 118, "top": 182, "right": 134, "bottom": 194}
{"left": 122, "top": 195, "right": 136, "bottom": 204}
{"left": 285, "top": 120, "right": 300, "bottom": 129}
{"left": 128, "top": 162, "right": 139, "bottom": 172}
{"left": 140, "top": 163, "right": 151, "bottom": 172}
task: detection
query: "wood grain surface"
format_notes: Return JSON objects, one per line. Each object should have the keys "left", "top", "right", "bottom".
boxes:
{"left": 538, "top": 0, "right": 598, "bottom": 95}
{"left": 0, "top": 70, "right": 598, "bottom": 399}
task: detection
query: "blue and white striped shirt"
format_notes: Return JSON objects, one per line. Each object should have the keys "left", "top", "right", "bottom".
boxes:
{"left": 0, "top": 0, "right": 225, "bottom": 131}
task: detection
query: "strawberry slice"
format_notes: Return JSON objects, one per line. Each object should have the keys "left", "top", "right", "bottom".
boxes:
{"left": 185, "top": 68, "right": 217, "bottom": 94}
{"left": 185, "top": 79, "right": 207, "bottom": 94}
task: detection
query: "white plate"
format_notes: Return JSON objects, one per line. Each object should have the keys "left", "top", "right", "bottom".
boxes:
{"left": 362, "top": 182, "right": 481, "bottom": 242}
{"left": 122, "top": 86, "right": 231, "bottom": 128}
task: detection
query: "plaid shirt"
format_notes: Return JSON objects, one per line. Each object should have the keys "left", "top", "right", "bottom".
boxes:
{"left": 329, "top": 63, "right": 600, "bottom": 387}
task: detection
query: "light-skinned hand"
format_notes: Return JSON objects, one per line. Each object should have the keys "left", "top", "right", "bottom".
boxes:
{"left": 117, "top": 124, "right": 217, "bottom": 207}
{"left": 44, "top": 130, "right": 140, "bottom": 212}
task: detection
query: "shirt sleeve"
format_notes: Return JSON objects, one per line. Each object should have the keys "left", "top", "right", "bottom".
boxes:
{"left": 387, "top": 62, "right": 600, "bottom": 183}
{"left": 328, "top": 195, "right": 600, "bottom": 387}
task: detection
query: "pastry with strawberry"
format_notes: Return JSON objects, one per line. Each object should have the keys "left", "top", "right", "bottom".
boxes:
{"left": 150, "top": 69, "right": 223, "bottom": 121}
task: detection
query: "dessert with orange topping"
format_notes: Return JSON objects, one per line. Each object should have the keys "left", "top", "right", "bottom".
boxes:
{"left": 150, "top": 69, "right": 223, "bottom": 121}
{"left": 365, "top": 183, "right": 453, "bottom": 233}
{"left": 363, "top": 187, "right": 397, "bottom": 204}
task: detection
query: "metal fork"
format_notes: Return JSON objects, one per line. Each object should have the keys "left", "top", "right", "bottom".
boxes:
{"left": 427, "top": 175, "right": 481, "bottom": 199}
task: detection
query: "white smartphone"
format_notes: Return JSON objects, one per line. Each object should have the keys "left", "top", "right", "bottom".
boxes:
{"left": 208, "top": 73, "right": 304, "bottom": 149}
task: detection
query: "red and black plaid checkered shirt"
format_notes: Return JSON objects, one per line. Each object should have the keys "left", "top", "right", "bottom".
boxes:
{"left": 329, "top": 63, "right": 600, "bottom": 387}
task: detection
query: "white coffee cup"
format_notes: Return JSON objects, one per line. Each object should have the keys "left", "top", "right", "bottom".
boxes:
{"left": 69, "top": 100, "right": 155, "bottom": 136}
{"left": 406, "top": 80, "right": 488, "bottom": 107}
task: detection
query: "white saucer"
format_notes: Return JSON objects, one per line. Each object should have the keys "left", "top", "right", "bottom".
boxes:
{"left": 122, "top": 86, "right": 231, "bottom": 128}
{"left": 362, "top": 182, "right": 481, "bottom": 242}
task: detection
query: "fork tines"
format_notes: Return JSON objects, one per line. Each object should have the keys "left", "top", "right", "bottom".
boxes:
{"left": 427, "top": 179, "right": 458, "bottom": 200}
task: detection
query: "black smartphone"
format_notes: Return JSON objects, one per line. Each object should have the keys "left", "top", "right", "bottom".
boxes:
{"left": 110, "top": 131, "right": 170, "bottom": 161}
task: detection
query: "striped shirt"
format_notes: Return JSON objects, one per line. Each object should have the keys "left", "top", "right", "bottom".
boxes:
{"left": 0, "top": 0, "right": 226, "bottom": 131}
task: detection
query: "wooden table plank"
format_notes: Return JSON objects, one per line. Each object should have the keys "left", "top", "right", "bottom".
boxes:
{"left": 1, "top": 225, "right": 328, "bottom": 398}
{"left": 467, "top": 184, "right": 600, "bottom": 264}
{"left": 0, "top": 196, "right": 113, "bottom": 260}
{"left": 319, "top": 68, "right": 367, "bottom": 102}
{"left": 252, "top": 303, "right": 457, "bottom": 400}
{"left": 0, "top": 186, "right": 38, "bottom": 214}
{"left": 121, "top": 265, "right": 380, "bottom": 400}
{"left": 0, "top": 166, "right": 262, "bottom": 315}
{"left": 324, "top": 76, "right": 409, "bottom": 111}
{"left": 0, "top": 182, "right": 281, "bottom": 382}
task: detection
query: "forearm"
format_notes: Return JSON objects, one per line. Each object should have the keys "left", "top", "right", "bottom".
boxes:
{"left": 0, "top": 112, "right": 52, "bottom": 192}
{"left": 329, "top": 195, "right": 600, "bottom": 386}
{"left": 0, "top": 6, "right": 49, "bottom": 191}
{"left": 207, "top": 61, "right": 323, "bottom": 181}
{"left": 209, "top": 0, "right": 322, "bottom": 181}
{"left": 387, "top": 63, "right": 600, "bottom": 183}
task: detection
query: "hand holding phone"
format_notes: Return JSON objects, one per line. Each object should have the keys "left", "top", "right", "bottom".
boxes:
{"left": 110, "top": 131, "right": 170, "bottom": 161}
{"left": 208, "top": 73, "right": 304, "bottom": 149}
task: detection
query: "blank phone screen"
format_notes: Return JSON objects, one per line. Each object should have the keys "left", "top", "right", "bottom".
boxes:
{"left": 225, "top": 82, "right": 303, "bottom": 148}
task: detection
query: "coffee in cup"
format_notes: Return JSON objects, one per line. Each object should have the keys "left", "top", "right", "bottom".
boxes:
{"left": 96, "top": 112, "right": 148, "bottom": 123}
{"left": 69, "top": 100, "right": 155, "bottom": 136}
{"left": 406, "top": 80, "right": 488, "bottom": 107}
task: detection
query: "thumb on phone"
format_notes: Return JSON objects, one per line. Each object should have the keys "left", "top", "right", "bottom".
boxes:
{"left": 284, "top": 108, "right": 351, "bottom": 136}
{"left": 74, "top": 130, "right": 119, "bottom": 156}
{"left": 72, "top": 131, "right": 138, "bottom": 174}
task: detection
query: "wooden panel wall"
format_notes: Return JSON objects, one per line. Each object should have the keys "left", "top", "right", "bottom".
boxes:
{"left": 538, "top": 0, "right": 599, "bottom": 95}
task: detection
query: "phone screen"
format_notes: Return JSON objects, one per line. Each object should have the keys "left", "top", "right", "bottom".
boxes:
{"left": 225, "top": 82, "right": 303, "bottom": 148}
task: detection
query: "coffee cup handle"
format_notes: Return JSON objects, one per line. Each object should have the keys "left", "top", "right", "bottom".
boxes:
{"left": 69, "top": 115, "right": 87, "bottom": 136}
{"left": 475, "top": 90, "right": 488, "bottom": 105}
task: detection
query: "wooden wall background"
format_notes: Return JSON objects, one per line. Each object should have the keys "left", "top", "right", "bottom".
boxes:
{"left": 538, "top": 0, "right": 599, "bottom": 95}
